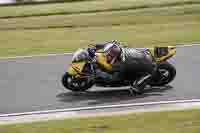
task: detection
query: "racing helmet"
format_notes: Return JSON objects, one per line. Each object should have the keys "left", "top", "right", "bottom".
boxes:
{"left": 104, "top": 41, "right": 121, "bottom": 61}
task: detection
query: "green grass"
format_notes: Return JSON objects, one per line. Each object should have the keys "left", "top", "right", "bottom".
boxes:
{"left": 1, "top": 109, "right": 200, "bottom": 133}
{"left": 0, "top": 23, "right": 199, "bottom": 57}
{"left": 0, "top": 3, "right": 199, "bottom": 57}
{"left": 0, "top": 0, "right": 199, "bottom": 18}
{"left": 1, "top": 4, "right": 200, "bottom": 30}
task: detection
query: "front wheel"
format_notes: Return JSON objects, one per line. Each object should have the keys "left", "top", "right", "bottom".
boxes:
{"left": 149, "top": 62, "right": 176, "bottom": 86}
{"left": 61, "top": 72, "right": 93, "bottom": 92}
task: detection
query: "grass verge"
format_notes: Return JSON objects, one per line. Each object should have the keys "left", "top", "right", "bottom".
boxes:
{"left": 0, "top": 0, "right": 97, "bottom": 7}
{"left": 0, "top": 0, "right": 199, "bottom": 18}
{"left": 0, "top": 23, "right": 199, "bottom": 57}
{"left": 0, "top": 4, "right": 199, "bottom": 57}
{"left": 1, "top": 109, "right": 200, "bottom": 133}
{"left": 1, "top": 4, "right": 200, "bottom": 30}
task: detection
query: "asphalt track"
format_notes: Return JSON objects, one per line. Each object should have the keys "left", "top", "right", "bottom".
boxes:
{"left": 0, "top": 45, "right": 199, "bottom": 114}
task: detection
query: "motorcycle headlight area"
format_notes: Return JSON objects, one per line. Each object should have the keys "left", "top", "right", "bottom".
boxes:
{"left": 72, "top": 49, "right": 90, "bottom": 62}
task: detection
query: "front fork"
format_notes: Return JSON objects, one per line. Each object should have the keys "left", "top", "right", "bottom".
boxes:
{"left": 88, "top": 63, "right": 96, "bottom": 81}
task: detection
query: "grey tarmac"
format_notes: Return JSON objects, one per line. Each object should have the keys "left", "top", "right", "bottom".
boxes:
{"left": 0, "top": 45, "right": 199, "bottom": 114}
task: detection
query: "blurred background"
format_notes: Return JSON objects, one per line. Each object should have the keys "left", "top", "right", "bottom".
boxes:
{"left": 0, "top": 0, "right": 84, "bottom": 4}
{"left": 0, "top": 0, "right": 41, "bottom": 4}
{"left": 0, "top": 0, "right": 15, "bottom": 4}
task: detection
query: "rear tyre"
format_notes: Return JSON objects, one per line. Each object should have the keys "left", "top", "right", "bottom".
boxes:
{"left": 61, "top": 72, "right": 93, "bottom": 92}
{"left": 149, "top": 62, "right": 176, "bottom": 86}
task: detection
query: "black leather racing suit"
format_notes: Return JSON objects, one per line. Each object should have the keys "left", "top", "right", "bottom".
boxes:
{"left": 111, "top": 47, "right": 156, "bottom": 82}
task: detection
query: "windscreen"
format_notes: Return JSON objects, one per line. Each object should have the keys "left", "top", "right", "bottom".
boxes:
{"left": 71, "top": 49, "right": 89, "bottom": 62}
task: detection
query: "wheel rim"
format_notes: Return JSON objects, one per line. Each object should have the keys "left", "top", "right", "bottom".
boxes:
{"left": 158, "top": 69, "right": 170, "bottom": 83}
{"left": 67, "top": 76, "right": 88, "bottom": 90}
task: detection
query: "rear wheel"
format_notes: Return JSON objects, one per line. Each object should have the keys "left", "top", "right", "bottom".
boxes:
{"left": 61, "top": 72, "right": 93, "bottom": 92}
{"left": 149, "top": 62, "right": 176, "bottom": 86}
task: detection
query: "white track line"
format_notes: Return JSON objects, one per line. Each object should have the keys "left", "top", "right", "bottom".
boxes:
{"left": 0, "top": 43, "right": 199, "bottom": 60}
{"left": 1, "top": 99, "right": 200, "bottom": 117}
{"left": 0, "top": 52, "right": 73, "bottom": 60}
{"left": 176, "top": 43, "right": 200, "bottom": 47}
{"left": 1, "top": 101, "right": 200, "bottom": 125}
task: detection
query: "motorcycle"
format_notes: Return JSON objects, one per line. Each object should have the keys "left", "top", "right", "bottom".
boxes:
{"left": 61, "top": 45, "right": 176, "bottom": 92}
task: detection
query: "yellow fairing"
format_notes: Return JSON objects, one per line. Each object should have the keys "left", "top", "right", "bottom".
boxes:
{"left": 96, "top": 53, "right": 112, "bottom": 72}
{"left": 149, "top": 46, "right": 176, "bottom": 64}
{"left": 68, "top": 62, "right": 86, "bottom": 76}
{"left": 156, "top": 48, "right": 176, "bottom": 63}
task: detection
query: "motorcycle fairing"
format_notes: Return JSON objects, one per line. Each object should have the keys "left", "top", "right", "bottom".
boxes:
{"left": 68, "top": 61, "right": 87, "bottom": 76}
{"left": 149, "top": 46, "right": 176, "bottom": 64}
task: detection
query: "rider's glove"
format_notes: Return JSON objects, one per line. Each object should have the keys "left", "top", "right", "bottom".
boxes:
{"left": 91, "top": 56, "right": 97, "bottom": 63}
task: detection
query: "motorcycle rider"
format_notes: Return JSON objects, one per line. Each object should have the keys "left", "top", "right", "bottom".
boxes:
{"left": 89, "top": 40, "right": 157, "bottom": 94}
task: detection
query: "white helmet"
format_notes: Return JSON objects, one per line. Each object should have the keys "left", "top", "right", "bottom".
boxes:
{"left": 104, "top": 41, "right": 121, "bottom": 53}
{"left": 103, "top": 41, "right": 121, "bottom": 63}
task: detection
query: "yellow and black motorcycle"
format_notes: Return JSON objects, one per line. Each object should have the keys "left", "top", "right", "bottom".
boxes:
{"left": 62, "top": 45, "right": 176, "bottom": 92}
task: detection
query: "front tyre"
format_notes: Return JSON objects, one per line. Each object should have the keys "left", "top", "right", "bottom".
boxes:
{"left": 61, "top": 72, "right": 93, "bottom": 92}
{"left": 149, "top": 62, "right": 176, "bottom": 86}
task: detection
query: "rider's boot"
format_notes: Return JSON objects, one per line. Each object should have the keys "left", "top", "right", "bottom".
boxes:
{"left": 134, "top": 65, "right": 158, "bottom": 92}
{"left": 130, "top": 74, "right": 152, "bottom": 95}
{"left": 129, "top": 85, "right": 142, "bottom": 95}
